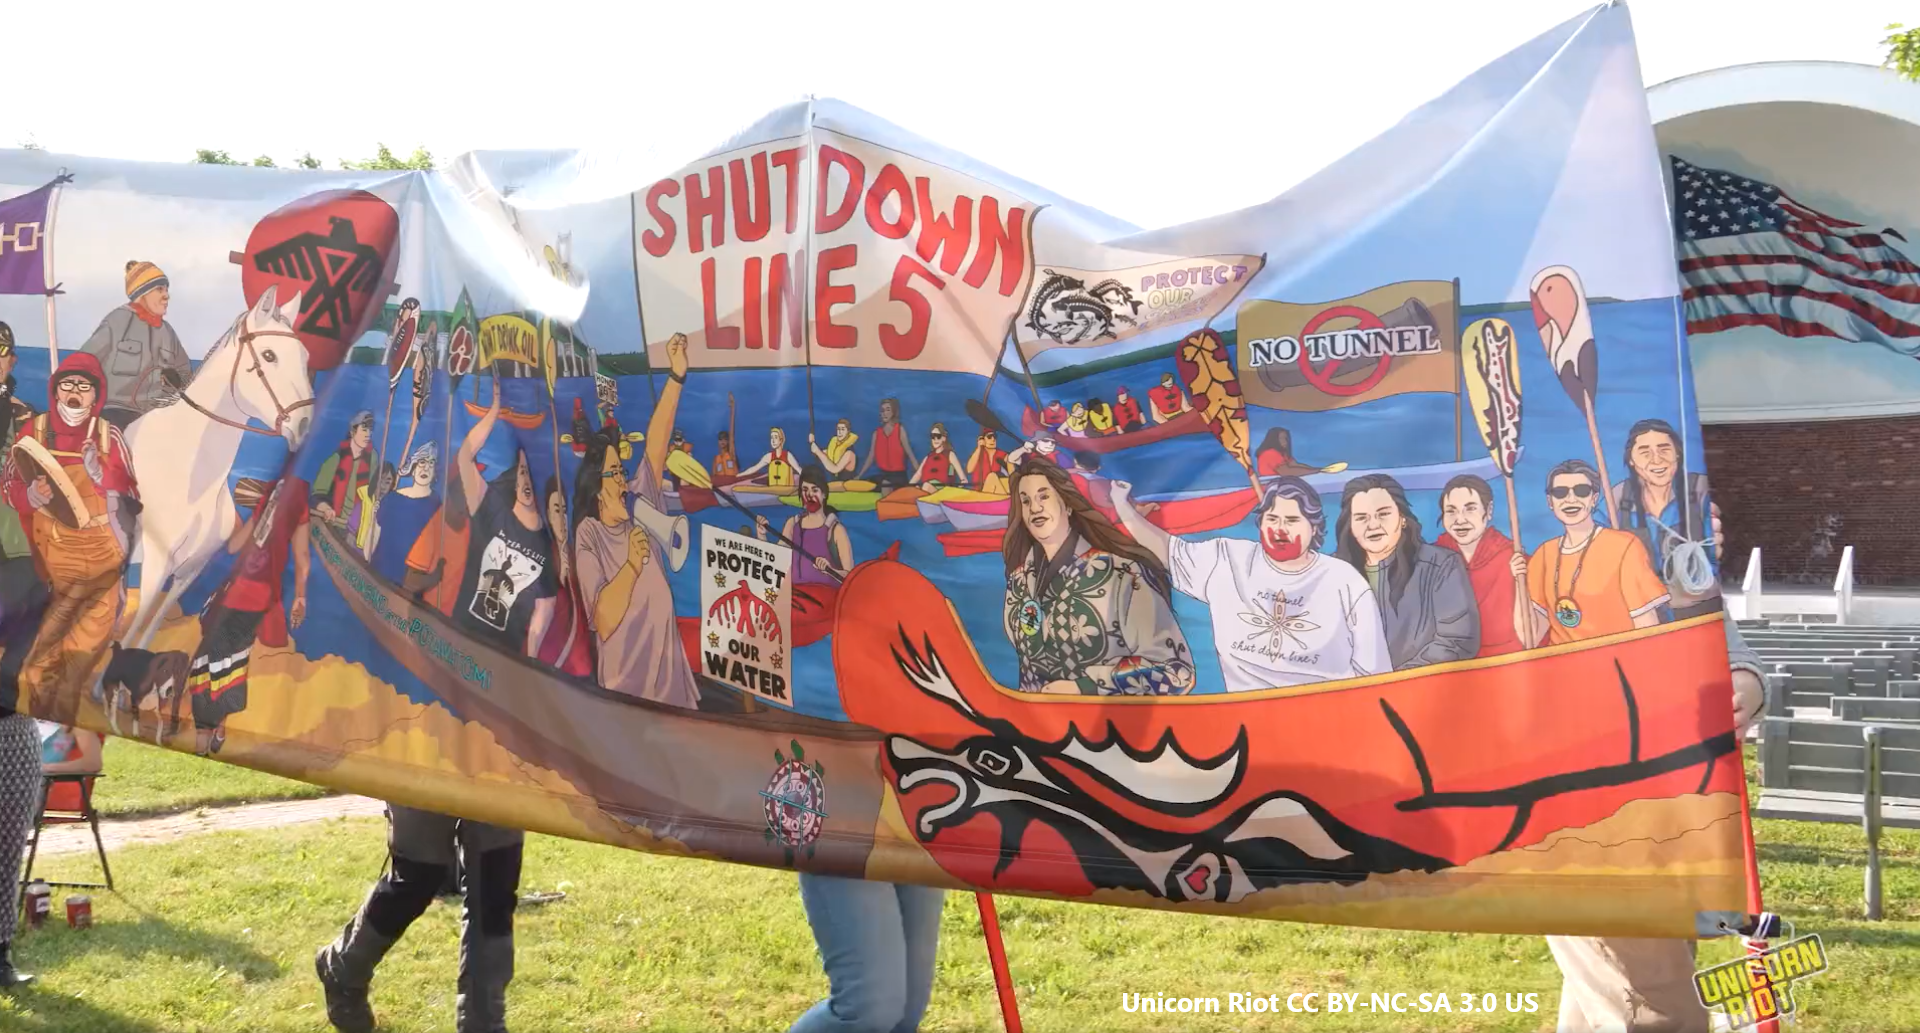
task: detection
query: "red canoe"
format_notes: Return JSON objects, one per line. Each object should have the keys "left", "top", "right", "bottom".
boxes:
{"left": 1020, "top": 406, "right": 1208, "bottom": 453}
{"left": 833, "top": 559, "right": 1743, "bottom": 914}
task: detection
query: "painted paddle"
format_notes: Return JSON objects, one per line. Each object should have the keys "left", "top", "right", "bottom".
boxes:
{"left": 1176, "top": 329, "right": 1258, "bottom": 494}
{"left": 1529, "top": 265, "right": 1618, "bottom": 527}
{"left": 963, "top": 398, "right": 1026, "bottom": 446}
{"left": 1462, "top": 316, "right": 1528, "bottom": 640}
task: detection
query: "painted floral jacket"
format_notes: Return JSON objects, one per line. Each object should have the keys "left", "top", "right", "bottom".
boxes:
{"left": 1003, "top": 539, "right": 1195, "bottom": 695}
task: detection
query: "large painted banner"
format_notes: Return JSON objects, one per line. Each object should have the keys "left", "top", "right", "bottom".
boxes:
{"left": 0, "top": 3, "right": 1748, "bottom": 937}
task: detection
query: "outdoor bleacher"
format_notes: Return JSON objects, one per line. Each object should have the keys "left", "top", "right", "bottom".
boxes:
{"left": 1741, "top": 616, "right": 1920, "bottom": 920}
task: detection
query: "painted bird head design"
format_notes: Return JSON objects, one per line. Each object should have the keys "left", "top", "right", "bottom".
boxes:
{"left": 1528, "top": 265, "right": 1597, "bottom": 405}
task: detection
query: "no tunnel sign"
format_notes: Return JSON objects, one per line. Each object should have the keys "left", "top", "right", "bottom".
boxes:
{"left": 701, "top": 526, "right": 794, "bottom": 705}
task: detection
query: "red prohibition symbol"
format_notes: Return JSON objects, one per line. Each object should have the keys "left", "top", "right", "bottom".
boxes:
{"left": 1297, "top": 305, "right": 1392, "bottom": 397}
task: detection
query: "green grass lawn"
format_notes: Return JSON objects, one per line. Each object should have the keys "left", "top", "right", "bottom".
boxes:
{"left": 4, "top": 813, "right": 1915, "bottom": 1033}
{"left": 89, "top": 739, "right": 329, "bottom": 817}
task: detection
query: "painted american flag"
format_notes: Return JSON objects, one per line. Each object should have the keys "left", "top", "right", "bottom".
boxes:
{"left": 1671, "top": 155, "right": 1920, "bottom": 351}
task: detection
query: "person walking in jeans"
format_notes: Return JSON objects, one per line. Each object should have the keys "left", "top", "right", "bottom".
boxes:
{"left": 790, "top": 874, "right": 945, "bottom": 1033}
{"left": 315, "top": 804, "right": 523, "bottom": 1033}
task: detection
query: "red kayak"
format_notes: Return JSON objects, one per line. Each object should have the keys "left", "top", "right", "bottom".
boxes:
{"left": 1020, "top": 406, "right": 1208, "bottom": 453}
{"left": 1145, "top": 487, "right": 1258, "bottom": 535}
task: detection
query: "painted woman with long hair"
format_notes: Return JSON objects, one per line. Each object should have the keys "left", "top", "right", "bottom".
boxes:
{"left": 566, "top": 334, "right": 700, "bottom": 709}
{"left": 754, "top": 463, "right": 852, "bottom": 586}
{"left": 1612, "top": 417, "right": 1718, "bottom": 619}
{"left": 1333, "top": 473, "right": 1478, "bottom": 669}
{"left": 1002, "top": 458, "right": 1194, "bottom": 695}
{"left": 536, "top": 474, "right": 594, "bottom": 678}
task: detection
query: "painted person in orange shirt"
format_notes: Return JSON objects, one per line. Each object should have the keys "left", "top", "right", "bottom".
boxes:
{"left": 1511, "top": 459, "right": 1668, "bottom": 646}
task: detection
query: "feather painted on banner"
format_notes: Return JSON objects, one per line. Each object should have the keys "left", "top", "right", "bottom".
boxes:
{"left": 1175, "top": 329, "right": 1254, "bottom": 491}
{"left": 1528, "top": 265, "right": 1618, "bottom": 526}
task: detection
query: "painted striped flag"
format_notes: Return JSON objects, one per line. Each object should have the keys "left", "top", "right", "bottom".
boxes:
{"left": 1671, "top": 155, "right": 1920, "bottom": 351}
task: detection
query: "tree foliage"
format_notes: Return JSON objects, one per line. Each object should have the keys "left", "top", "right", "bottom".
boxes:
{"left": 192, "top": 145, "right": 432, "bottom": 170}
{"left": 339, "top": 144, "right": 434, "bottom": 171}
{"left": 1885, "top": 22, "right": 1920, "bottom": 81}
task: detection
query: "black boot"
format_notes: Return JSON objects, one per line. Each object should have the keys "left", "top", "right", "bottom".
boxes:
{"left": 455, "top": 935, "right": 513, "bottom": 1033}
{"left": 314, "top": 913, "right": 396, "bottom": 1033}
{"left": 455, "top": 839, "right": 520, "bottom": 1033}
{"left": 0, "top": 941, "right": 33, "bottom": 990}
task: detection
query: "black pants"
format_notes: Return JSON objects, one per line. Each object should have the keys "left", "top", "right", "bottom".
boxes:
{"left": 327, "top": 805, "right": 524, "bottom": 1032}
{"left": 364, "top": 805, "right": 522, "bottom": 942}
{"left": 0, "top": 556, "right": 48, "bottom": 713}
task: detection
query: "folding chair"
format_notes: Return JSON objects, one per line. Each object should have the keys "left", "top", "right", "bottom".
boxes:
{"left": 21, "top": 773, "right": 112, "bottom": 891}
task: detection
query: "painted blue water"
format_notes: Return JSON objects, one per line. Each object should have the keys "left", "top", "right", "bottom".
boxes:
{"left": 7, "top": 296, "right": 1704, "bottom": 722}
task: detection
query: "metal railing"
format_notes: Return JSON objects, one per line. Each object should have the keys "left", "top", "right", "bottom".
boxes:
{"left": 1736, "top": 544, "right": 1854, "bottom": 624}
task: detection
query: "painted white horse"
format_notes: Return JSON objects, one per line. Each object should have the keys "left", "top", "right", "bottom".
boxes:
{"left": 119, "top": 285, "right": 315, "bottom": 649}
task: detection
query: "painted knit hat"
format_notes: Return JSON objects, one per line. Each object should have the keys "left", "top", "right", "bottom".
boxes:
{"left": 0, "top": 321, "right": 12, "bottom": 356}
{"left": 125, "top": 260, "right": 169, "bottom": 301}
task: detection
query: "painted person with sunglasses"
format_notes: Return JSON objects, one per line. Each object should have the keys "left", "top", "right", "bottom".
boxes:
{"left": 1511, "top": 460, "right": 1667, "bottom": 647}
{"left": 911, "top": 422, "right": 964, "bottom": 488}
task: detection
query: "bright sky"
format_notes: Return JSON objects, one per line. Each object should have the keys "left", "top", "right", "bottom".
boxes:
{"left": 3, "top": 0, "right": 1905, "bottom": 228}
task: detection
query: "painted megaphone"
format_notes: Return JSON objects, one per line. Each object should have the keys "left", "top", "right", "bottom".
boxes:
{"left": 632, "top": 494, "right": 691, "bottom": 572}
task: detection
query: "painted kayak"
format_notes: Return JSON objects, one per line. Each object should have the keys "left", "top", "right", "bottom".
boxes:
{"left": 876, "top": 487, "right": 927, "bottom": 522}
{"left": 916, "top": 485, "right": 1005, "bottom": 525}
{"left": 1138, "top": 451, "right": 1523, "bottom": 535}
{"left": 664, "top": 487, "right": 788, "bottom": 515}
{"left": 781, "top": 490, "right": 882, "bottom": 513}
{"left": 461, "top": 397, "right": 549, "bottom": 429}
{"left": 942, "top": 498, "right": 1011, "bottom": 533}
{"left": 1020, "top": 406, "right": 1208, "bottom": 452}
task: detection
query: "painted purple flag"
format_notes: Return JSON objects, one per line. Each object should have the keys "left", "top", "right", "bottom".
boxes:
{"left": 0, "top": 181, "right": 56, "bottom": 295}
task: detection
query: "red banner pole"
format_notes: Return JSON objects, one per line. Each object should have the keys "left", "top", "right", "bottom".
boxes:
{"left": 975, "top": 892, "right": 1023, "bottom": 1033}
{"left": 1734, "top": 756, "right": 1780, "bottom": 1033}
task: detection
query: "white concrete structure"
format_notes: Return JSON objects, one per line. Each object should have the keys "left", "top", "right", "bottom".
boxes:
{"left": 1649, "top": 62, "right": 1920, "bottom": 424}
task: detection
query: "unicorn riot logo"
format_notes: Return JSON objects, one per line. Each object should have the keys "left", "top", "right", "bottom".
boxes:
{"left": 1025, "top": 270, "right": 1143, "bottom": 346}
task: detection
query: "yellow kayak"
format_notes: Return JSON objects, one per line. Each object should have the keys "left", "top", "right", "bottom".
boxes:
{"left": 782, "top": 491, "right": 881, "bottom": 512}
{"left": 917, "top": 485, "right": 1004, "bottom": 506}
